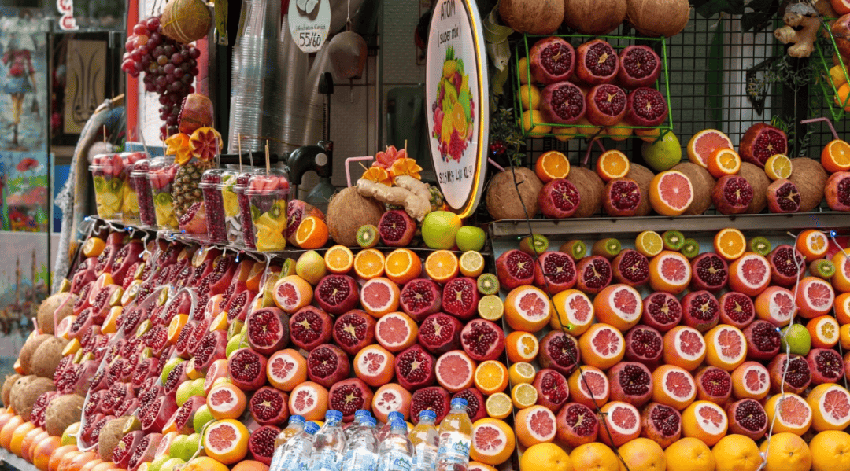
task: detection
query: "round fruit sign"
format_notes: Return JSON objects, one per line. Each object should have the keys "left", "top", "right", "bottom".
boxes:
{"left": 426, "top": 0, "right": 489, "bottom": 217}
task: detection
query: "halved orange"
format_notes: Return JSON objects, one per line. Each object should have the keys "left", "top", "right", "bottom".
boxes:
{"left": 353, "top": 248, "right": 385, "bottom": 279}
{"left": 797, "top": 229, "right": 829, "bottom": 262}
{"left": 765, "top": 154, "right": 793, "bottom": 180}
{"left": 822, "top": 139, "right": 850, "bottom": 173}
{"left": 688, "top": 129, "right": 734, "bottom": 168}
{"left": 596, "top": 150, "right": 630, "bottom": 182}
{"left": 82, "top": 237, "right": 105, "bottom": 258}
{"left": 391, "top": 158, "right": 423, "bottom": 179}
{"left": 474, "top": 360, "right": 509, "bottom": 395}
{"left": 295, "top": 216, "right": 329, "bottom": 249}
{"left": 385, "top": 248, "right": 422, "bottom": 284}
{"left": 505, "top": 331, "right": 539, "bottom": 363}
{"left": 714, "top": 228, "right": 746, "bottom": 261}
{"left": 324, "top": 245, "right": 354, "bottom": 274}
{"left": 706, "top": 148, "right": 741, "bottom": 178}
{"left": 808, "top": 315, "right": 840, "bottom": 348}
{"left": 425, "top": 250, "right": 459, "bottom": 283}
{"left": 535, "top": 151, "right": 570, "bottom": 183}
{"left": 167, "top": 314, "right": 189, "bottom": 345}
{"left": 362, "top": 166, "right": 393, "bottom": 185}
{"left": 836, "top": 292, "right": 850, "bottom": 323}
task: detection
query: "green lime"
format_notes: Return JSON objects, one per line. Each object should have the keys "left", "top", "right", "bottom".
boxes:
{"left": 161, "top": 458, "right": 186, "bottom": 471}
{"left": 227, "top": 330, "right": 248, "bottom": 357}
{"left": 681, "top": 238, "right": 700, "bottom": 259}
{"left": 781, "top": 324, "right": 812, "bottom": 356}
{"left": 184, "top": 432, "right": 201, "bottom": 457}
{"left": 641, "top": 131, "right": 682, "bottom": 172}
{"left": 192, "top": 405, "right": 215, "bottom": 437}
{"left": 227, "top": 320, "right": 245, "bottom": 341}
{"left": 749, "top": 237, "right": 772, "bottom": 256}
{"left": 176, "top": 378, "right": 206, "bottom": 406}
{"left": 662, "top": 230, "right": 685, "bottom": 251}
{"left": 160, "top": 358, "right": 185, "bottom": 384}
{"left": 148, "top": 456, "right": 170, "bottom": 471}
{"left": 519, "top": 234, "right": 549, "bottom": 255}
{"left": 422, "top": 211, "right": 462, "bottom": 249}
{"left": 456, "top": 226, "right": 487, "bottom": 252}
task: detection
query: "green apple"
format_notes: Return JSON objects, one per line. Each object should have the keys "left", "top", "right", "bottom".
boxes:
{"left": 422, "top": 211, "right": 462, "bottom": 249}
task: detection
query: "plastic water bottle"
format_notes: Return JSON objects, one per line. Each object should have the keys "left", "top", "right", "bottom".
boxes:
{"left": 409, "top": 410, "right": 439, "bottom": 471}
{"left": 436, "top": 398, "right": 472, "bottom": 471}
{"left": 345, "top": 409, "right": 373, "bottom": 442}
{"left": 309, "top": 410, "right": 347, "bottom": 471}
{"left": 275, "top": 414, "right": 306, "bottom": 451}
{"left": 340, "top": 415, "right": 379, "bottom": 471}
{"left": 378, "top": 411, "right": 405, "bottom": 441}
{"left": 271, "top": 420, "right": 319, "bottom": 471}
{"left": 378, "top": 419, "right": 414, "bottom": 471}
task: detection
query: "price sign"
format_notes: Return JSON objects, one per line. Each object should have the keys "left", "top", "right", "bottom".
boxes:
{"left": 426, "top": 0, "right": 489, "bottom": 218}
{"left": 289, "top": 0, "right": 331, "bottom": 54}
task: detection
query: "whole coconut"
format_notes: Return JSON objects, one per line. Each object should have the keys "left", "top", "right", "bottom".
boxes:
{"left": 788, "top": 157, "right": 828, "bottom": 212}
{"left": 1, "top": 374, "right": 19, "bottom": 407}
{"left": 45, "top": 394, "right": 85, "bottom": 436}
{"left": 161, "top": 0, "right": 212, "bottom": 43}
{"left": 563, "top": 0, "right": 627, "bottom": 35}
{"left": 30, "top": 337, "right": 69, "bottom": 379}
{"left": 625, "top": 163, "right": 654, "bottom": 216}
{"left": 738, "top": 162, "right": 770, "bottom": 213}
{"left": 672, "top": 162, "right": 714, "bottom": 215}
{"left": 627, "top": 0, "right": 690, "bottom": 37}
{"left": 14, "top": 376, "right": 54, "bottom": 421}
{"left": 565, "top": 167, "right": 605, "bottom": 218}
{"left": 326, "top": 187, "right": 385, "bottom": 246}
{"left": 501, "top": 0, "right": 564, "bottom": 35}
{"left": 8, "top": 375, "right": 36, "bottom": 412}
{"left": 37, "top": 293, "right": 76, "bottom": 335}
{"left": 486, "top": 167, "right": 543, "bottom": 220}
{"left": 19, "top": 333, "right": 52, "bottom": 375}
{"left": 98, "top": 416, "right": 134, "bottom": 461}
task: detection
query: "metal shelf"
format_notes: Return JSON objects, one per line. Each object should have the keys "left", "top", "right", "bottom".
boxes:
{"left": 489, "top": 212, "right": 850, "bottom": 239}
{"left": 0, "top": 448, "right": 37, "bottom": 471}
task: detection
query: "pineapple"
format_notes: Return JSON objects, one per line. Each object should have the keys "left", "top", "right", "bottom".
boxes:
{"left": 171, "top": 160, "right": 213, "bottom": 218}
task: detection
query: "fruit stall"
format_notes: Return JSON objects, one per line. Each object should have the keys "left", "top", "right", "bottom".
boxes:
{"left": 9, "top": 0, "right": 850, "bottom": 471}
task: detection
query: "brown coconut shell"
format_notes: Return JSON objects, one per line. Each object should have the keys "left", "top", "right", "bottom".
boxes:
{"left": 7, "top": 375, "right": 35, "bottom": 412}
{"left": 98, "top": 416, "right": 134, "bottom": 461}
{"left": 486, "top": 167, "right": 543, "bottom": 220}
{"left": 626, "top": 0, "right": 690, "bottom": 37}
{"left": 37, "top": 293, "right": 76, "bottom": 335}
{"left": 625, "top": 163, "right": 654, "bottom": 216}
{"left": 563, "top": 0, "right": 627, "bottom": 35}
{"left": 501, "top": 0, "right": 564, "bottom": 35}
{"left": 738, "top": 162, "right": 770, "bottom": 213}
{"left": 14, "top": 376, "right": 54, "bottom": 421}
{"left": 565, "top": 167, "right": 605, "bottom": 218}
{"left": 788, "top": 157, "right": 828, "bottom": 212}
{"left": 30, "top": 337, "right": 69, "bottom": 379}
{"left": 45, "top": 394, "right": 85, "bottom": 436}
{"left": 672, "top": 162, "right": 714, "bottom": 215}
{"left": 326, "top": 187, "right": 385, "bottom": 247}
{"left": 161, "top": 0, "right": 212, "bottom": 44}
{"left": 19, "top": 334, "right": 52, "bottom": 375}
{"left": 2, "top": 374, "right": 20, "bottom": 407}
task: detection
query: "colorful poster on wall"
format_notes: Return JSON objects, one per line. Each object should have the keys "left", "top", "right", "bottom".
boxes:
{"left": 0, "top": 151, "right": 49, "bottom": 232}
{"left": 63, "top": 39, "right": 106, "bottom": 134}
{"left": 0, "top": 15, "right": 48, "bottom": 152}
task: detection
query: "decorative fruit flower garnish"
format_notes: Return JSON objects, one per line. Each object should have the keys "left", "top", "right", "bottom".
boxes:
{"left": 164, "top": 132, "right": 193, "bottom": 164}
{"left": 391, "top": 158, "right": 423, "bottom": 179}
{"left": 362, "top": 166, "right": 393, "bottom": 186}
{"left": 190, "top": 127, "right": 223, "bottom": 162}
{"left": 375, "top": 145, "right": 408, "bottom": 169}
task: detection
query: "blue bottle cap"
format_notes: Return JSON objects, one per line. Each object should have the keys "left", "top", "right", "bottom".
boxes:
{"left": 363, "top": 417, "right": 377, "bottom": 427}
{"left": 326, "top": 410, "right": 343, "bottom": 421}
{"left": 387, "top": 411, "right": 404, "bottom": 422}
{"left": 391, "top": 418, "right": 407, "bottom": 430}
{"left": 418, "top": 410, "right": 437, "bottom": 421}
{"left": 354, "top": 409, "right": 372, "bottom": 420}
{"left": 305, "top": 422, "right": 320, "bottom": 434}
{"left": 289, "top": 415, "right": 306, "bottom": 426}
{"left": 450, "top": 398, "right": 468, "bottom": 409}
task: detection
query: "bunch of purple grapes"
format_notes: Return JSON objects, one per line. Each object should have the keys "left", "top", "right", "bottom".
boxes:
{"left": 121, "top": 16, "right": 201, "bottom": 139}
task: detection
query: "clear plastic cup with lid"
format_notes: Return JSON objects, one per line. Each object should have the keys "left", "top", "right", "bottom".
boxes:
{"left": 200, "top": 168, "right": 237, "bottom": 244}
{"left": 90, "top": 153, "right": 126, "bottom": 220}
{"left": 148, "top": 156, "right": 179, "bottom": 230}
{"left": 120, "top": 152, "right": 147, "bottom": 224}
{"left": 131, "top": 158, "right": 156, "bottom": 227}
{"left": 244, "top": 168, "right": 291, "bottom": 252}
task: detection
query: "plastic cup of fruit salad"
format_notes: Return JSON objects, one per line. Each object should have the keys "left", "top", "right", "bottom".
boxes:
{"left": 234, "top": 169, "right": 263, "bottom": 249}
{"left": 132, "top": 159, "right": 156, "bottom": 227}
{"left": 120, "top": 152, "right": 147, "bottom": 225}
{"left": 148, "top": 156, "right": 179, "bottom": 230}
{"left": 200, "top": 168, "right": 236, "bottom": 244}
{"left": 90, "top": 153, "right": 126, "bottom": 220}
{"left": 221, "top": 172, "right": 245, "bottom": 245}
{"left": 245, "top": 169, "right": 291, "bottom": 252}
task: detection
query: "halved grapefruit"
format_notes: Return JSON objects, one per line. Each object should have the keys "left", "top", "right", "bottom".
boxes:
{"left": 272, "top": 275, "right": 312, "bottom": 313}
{"left": 505, "top": 286, "right": 552, "bottom": 333}
{"left": 649, "top": 170, "right": 694, "bottom": 216}
{"left": 796, "top": 277, "right": 835, "bottom": 318}
{"left": 372, "top": 383, "right": 412, "bottom": 423}
{"left": 468, "top": 418, "right": 516, "bottom": 466}
{"left": 705, "top": 325, "right": 747, "bottom": 371}
{"left": 568, "top": 366, "right": 610, "bottom": 409}
{"left": 267, "top": 348, "right": 308, "bottom": 392}
{"left": 375, "top": 311, "right": 418, "bottom": 352}
{"left": 688, "top": 129, "right": 734, "bottom": 168}
{"left": 649, "top": 251, "right": 692, "bottom": 294}
{"left": 550, "top": 289, "right": 594, "bottom": 335}
{"left": 515, "top": 405, "right": 557, "bottom": 448}
{"left": 729, "top": 253, "right": 771, "bottom": 297}
{"left": 754, "top": 286, "right": 797, "bottom": 327}
{"left": 288, "top": 381, "right": 328, "bottom": 421}
{"left": 807, "top": 384, "right": 850, "bottom": 432}
{"left": 202, "top": 419, "right": 249, "bottom": 465}
{"left": 662, "top": 326, "right": 706, "bottom": 371}
{"left": 207, "top": 383, "right": 247, "bottom": 420}
{"left": 731, "top": 362, "right": 770, "bottom": 400}
{"left": 598, "top": 401, "right": 641, "bottom": 447}
{"left": 578, "top": 323, "right": 625, "bottom": 370}
{"left": 765, "top": 392, "right": 812, "bottom": 436}
{"left": 831, "top": 250, "right": 850, "bottom": 292}
{"left": 203, "top": 359, "right": 229, "bottom": 395}
{"left": 435, "top": 350, "right": 476, "bottom": 393}
{"left": 593, "top": 284, "right": 642, "bottom": 331}
{"left": 360, "top": 277, "right": 400, "bottom": 318}
{"left": 353, "top": 344, "right": 395, "bottom": 387}
{"left": 682, "top": 401, "right": 727, "bottom": 446}
{"left": 652, "top": 365, "right": 696, "bottom": 410}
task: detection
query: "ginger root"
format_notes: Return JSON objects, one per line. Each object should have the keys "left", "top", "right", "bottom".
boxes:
{"left": 774, "top": 3, "right": 821, "bottom": 58}
{"left": 356, "top": 178, "right": 431, "bottom": 221}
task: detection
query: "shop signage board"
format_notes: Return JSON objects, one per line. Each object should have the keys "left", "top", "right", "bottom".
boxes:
{"left": 289, "top": 0, "right": 331, "bottom": 54}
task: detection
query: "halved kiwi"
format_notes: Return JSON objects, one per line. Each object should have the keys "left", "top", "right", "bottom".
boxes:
{"left": 662, "top": 230, "right": 685, "bottom": 251}
{"left": 810, "top": 259, "right": 836, "bottom": 279}
{"left": 519, "top": 234, "right": 549, "bottom": 255}
{"left": 356, "top": 225, "right": 379, "bottom": 248}
{"left": 749, "top": 236, "right": 772, "bottom": 256}
{"left": 680, "top": 238, "right": 700, "bottom": 259}
{"left": 477, "top": 273, "right": 500, "bottom": 295}
{"left": 560, "top": 240, "right": 587, "bottom": 260}
{"left": 591, "top": 238, "right": 621, "bottom": 259}
{"left": 108, "top": 178, "right": 123, "bottom": 193}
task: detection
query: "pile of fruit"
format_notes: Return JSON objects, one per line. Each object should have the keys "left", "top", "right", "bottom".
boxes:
{"left": 518, "top": 37, "right": 668, "bottom": 141}
{"left": 486, "top": 123, "right": 850, "bottom": 221}
{"left": 491, "top": 227, "right": 850, "bottom": 471}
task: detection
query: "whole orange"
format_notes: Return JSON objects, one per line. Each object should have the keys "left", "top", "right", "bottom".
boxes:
{"left": 0, "top": 415, "right": 23, "bottom": 450}
{"left": 55, "top": 449, "right": 82, "bottom": 471}
{"left": 21, "top": 428, "right": 48, "bottom": 460}
{"left": 78, "top": 459, "right": 105, "bottom": 471}
{"left": 9, "top": 421, "right": 35, "bottom": 456}
{"left": 48, "top": 446, "right": 77, "bottom": 471}
{"left": 61, "top": 451, "right": 100, "bottom": 471}
{"left": 31, "top": 435, "right": 60, "bottom": 471}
